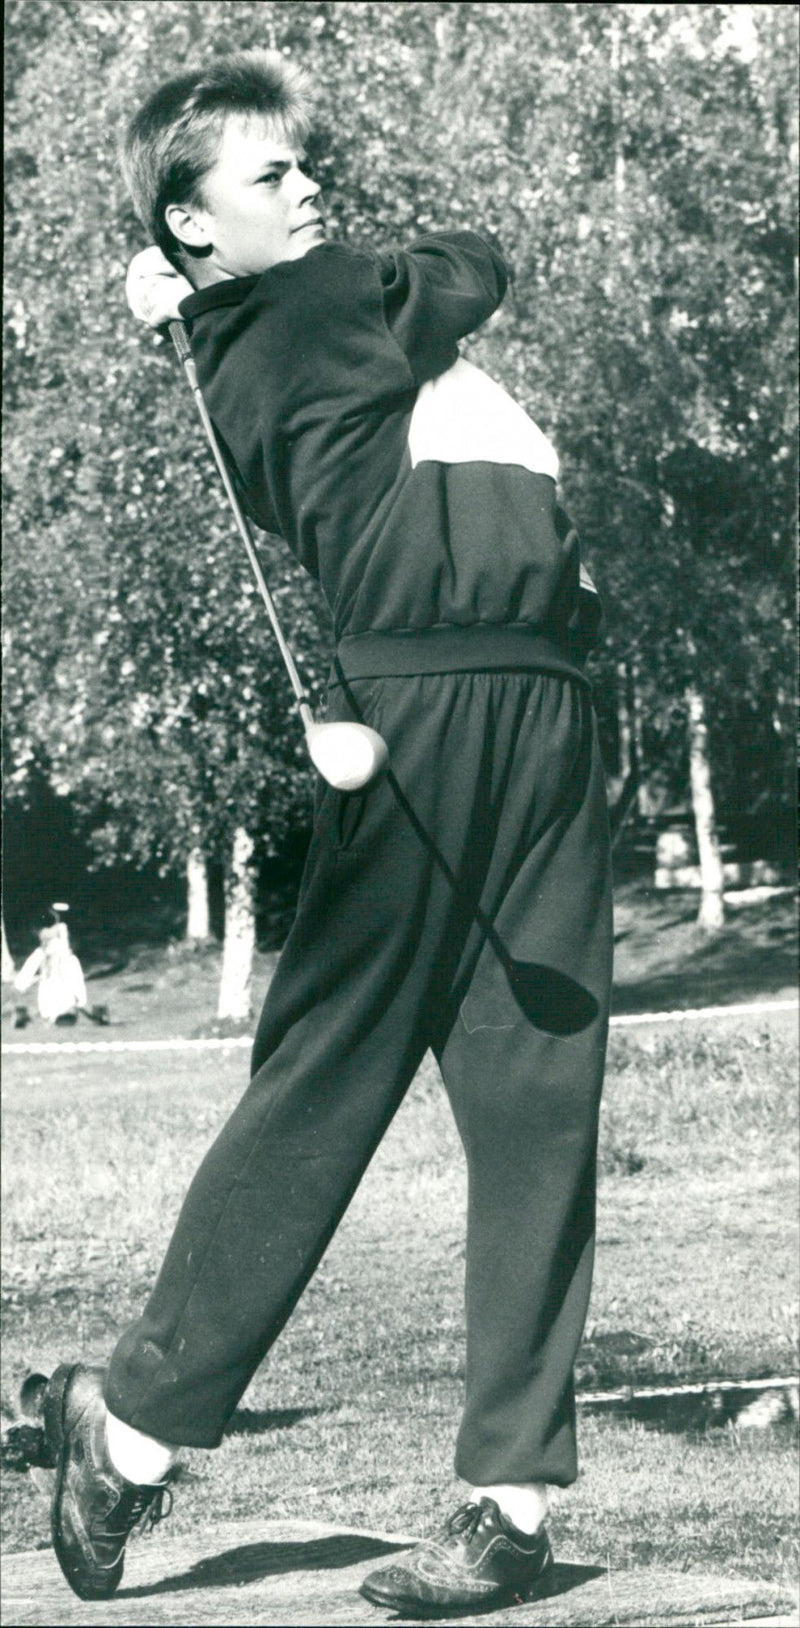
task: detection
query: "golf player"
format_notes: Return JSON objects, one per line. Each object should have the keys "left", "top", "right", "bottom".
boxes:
{"left": 46, "top": 50, "right": 613, "bottom": 1614}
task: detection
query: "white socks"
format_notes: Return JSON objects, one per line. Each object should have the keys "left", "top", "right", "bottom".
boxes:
{"left": 471, "top": 1481, "right": 549, "bottom": 1534}
{"left": 104, "top": 1407, "right": 548, "bottom": 1526}
{"left": 105, "top": 1409, "right": 180, "bottom": 1486}
{"left": 103, "top": 1413, "right": 548, "bottom": 1526}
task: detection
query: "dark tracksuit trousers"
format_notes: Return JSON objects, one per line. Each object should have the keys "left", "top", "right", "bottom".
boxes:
{"left": 105, "top": 665, "right": 613, "bottom": 1488}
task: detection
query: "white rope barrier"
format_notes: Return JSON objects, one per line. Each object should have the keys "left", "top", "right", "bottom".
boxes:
{"left": 577, "top": 1374, "right": 799, "bottom": 1405}
{"left": 2, "top": 997, "right": 796, "bottom": 1056}
{"left": 610, "top": 997, "right": 798, "bottom": 1027}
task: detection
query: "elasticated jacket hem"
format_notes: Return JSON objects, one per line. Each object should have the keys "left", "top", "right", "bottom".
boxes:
{"left": 334, "top": 626, "right": 592, "bottom": 686}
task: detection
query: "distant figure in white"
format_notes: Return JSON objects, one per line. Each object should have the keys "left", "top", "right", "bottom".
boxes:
{"left": 14, "top": 907, "right": 104, "bottom": 1026}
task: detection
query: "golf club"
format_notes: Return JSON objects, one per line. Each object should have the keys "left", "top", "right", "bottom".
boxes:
{"left": 167, "top": 319, "right": 388, "bottom": 793}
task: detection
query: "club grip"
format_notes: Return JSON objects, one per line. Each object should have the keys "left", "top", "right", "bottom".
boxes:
{"left": 168, "top": 319, "right": 192, "bottom": 365}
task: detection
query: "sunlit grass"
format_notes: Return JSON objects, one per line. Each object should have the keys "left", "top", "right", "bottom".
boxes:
{"left": 2, "top": 1023, "right": 797, "bottom": 1580}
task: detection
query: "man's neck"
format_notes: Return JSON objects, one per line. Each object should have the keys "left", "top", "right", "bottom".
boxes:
{"left": 183, "top": 255, "right": 235, "bottom": 292}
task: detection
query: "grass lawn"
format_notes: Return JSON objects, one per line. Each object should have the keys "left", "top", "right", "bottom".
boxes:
{"left": 1, "top": 882, "right": 797, "bottom": 1593}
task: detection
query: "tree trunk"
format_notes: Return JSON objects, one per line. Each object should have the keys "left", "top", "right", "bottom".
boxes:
{"left": 686, "top": 682, "right": 726, "bottom": 930}
{"left": 610, "top": 661, "right": 641, "bottom": 845}
{"left": 629, "top": 661, "right": 652, "bottom": 817}
{"left": 217, "top": 827, "right": 256, "bottom": 1021}
{"left": 617, "top": 661, "right": 633, "bottom": 781}
{"left": 185, "top": 846, "right": 210, "bottom": 943}
{"left": 1, "top": 915, "right": 15, "bottom": 983}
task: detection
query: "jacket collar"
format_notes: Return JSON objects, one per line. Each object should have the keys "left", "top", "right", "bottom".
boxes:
{"left": 179, "top": 276, "right": 258, "bottom": 320}
{"left": 178, "top": 243, "right": 334, "bottom": 321}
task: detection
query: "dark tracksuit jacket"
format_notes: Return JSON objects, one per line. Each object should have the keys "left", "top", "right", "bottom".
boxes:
{"left": 106, "top": 233, "right": 613, "bottom": 1488}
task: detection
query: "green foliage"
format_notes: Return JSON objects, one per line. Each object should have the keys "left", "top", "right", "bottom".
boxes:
{"left": 4, "top": 0, "right": 334, "bottom": 868}
{"left": 3, "top": 1, "right": 796, "bottom": 875}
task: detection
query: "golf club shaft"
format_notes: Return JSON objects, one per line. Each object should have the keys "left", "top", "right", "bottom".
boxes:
{"left": 168, "top": 319, "right": 314, "bottom": 733}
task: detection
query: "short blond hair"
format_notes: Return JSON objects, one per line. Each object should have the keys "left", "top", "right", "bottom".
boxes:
{"left": 121, "top": 50, "right": 313, "bottom": 267}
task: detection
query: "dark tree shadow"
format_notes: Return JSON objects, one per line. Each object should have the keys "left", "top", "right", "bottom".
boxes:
{"left": 611, "top": 889, "right": 797, "bottom": 1013}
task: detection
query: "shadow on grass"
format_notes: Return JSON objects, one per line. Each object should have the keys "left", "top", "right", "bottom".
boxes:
{"left": 575, "top": 1331, "right": 770, "bottom": 1396}
{"left": 540, "top": 1561, "right": 606, "bottom": 1599}
{"left": 118, "top": 1535, "right": 605, "bottom": 1605}
{"left": 612, "top": 933, "right": 797, "bottom": 1013}
{"left": 611, "top": 887, "right": 797, "bottom": 1013}
{"left": 118, "top": 1532, "right": 407, "bottom": 1598}
{"left": 224, "top": 1405, "right": 325, "bottom": 1436}
{"left": 614, "top": 904, "right": 697, "bottom": 945}
{"left": 582, "top": 1383, "right": 799, "bottom": 1436}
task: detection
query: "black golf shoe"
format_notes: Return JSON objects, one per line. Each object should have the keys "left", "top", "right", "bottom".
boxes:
{"left": 359, "top": 1496, "right": 554, "bottom": 1617}
{"left": 45, "top": 1363, "right": 172, "bottom": 1600}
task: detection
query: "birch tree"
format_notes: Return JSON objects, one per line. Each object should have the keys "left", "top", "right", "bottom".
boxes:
{"left": 216, "top": 828, "right": 256, "bottom": 1021}
{"left": 1, "top": 918, "right": 16, "bottom": 985}
{"left": 185, "top": 846, "right": 210, "bottom": 944}
{"left": 686, "top": 680, "right": 726, "bottom": 930}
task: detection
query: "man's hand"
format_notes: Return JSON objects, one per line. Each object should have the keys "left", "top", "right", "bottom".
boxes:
{"left": 126, "top": 246, "right": 193, "bottom": 327}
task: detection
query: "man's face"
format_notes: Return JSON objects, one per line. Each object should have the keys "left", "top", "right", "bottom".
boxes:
{"left": 172, "top": 114, "right": 325, "bottom": 280}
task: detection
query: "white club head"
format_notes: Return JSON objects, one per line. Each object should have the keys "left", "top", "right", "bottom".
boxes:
{"left": 305, "top": 721, "right": 388, "bottom": 792}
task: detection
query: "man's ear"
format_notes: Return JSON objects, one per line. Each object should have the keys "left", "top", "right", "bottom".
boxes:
{"left": 164, "top": 200, "right": 212, "bottom": 251}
